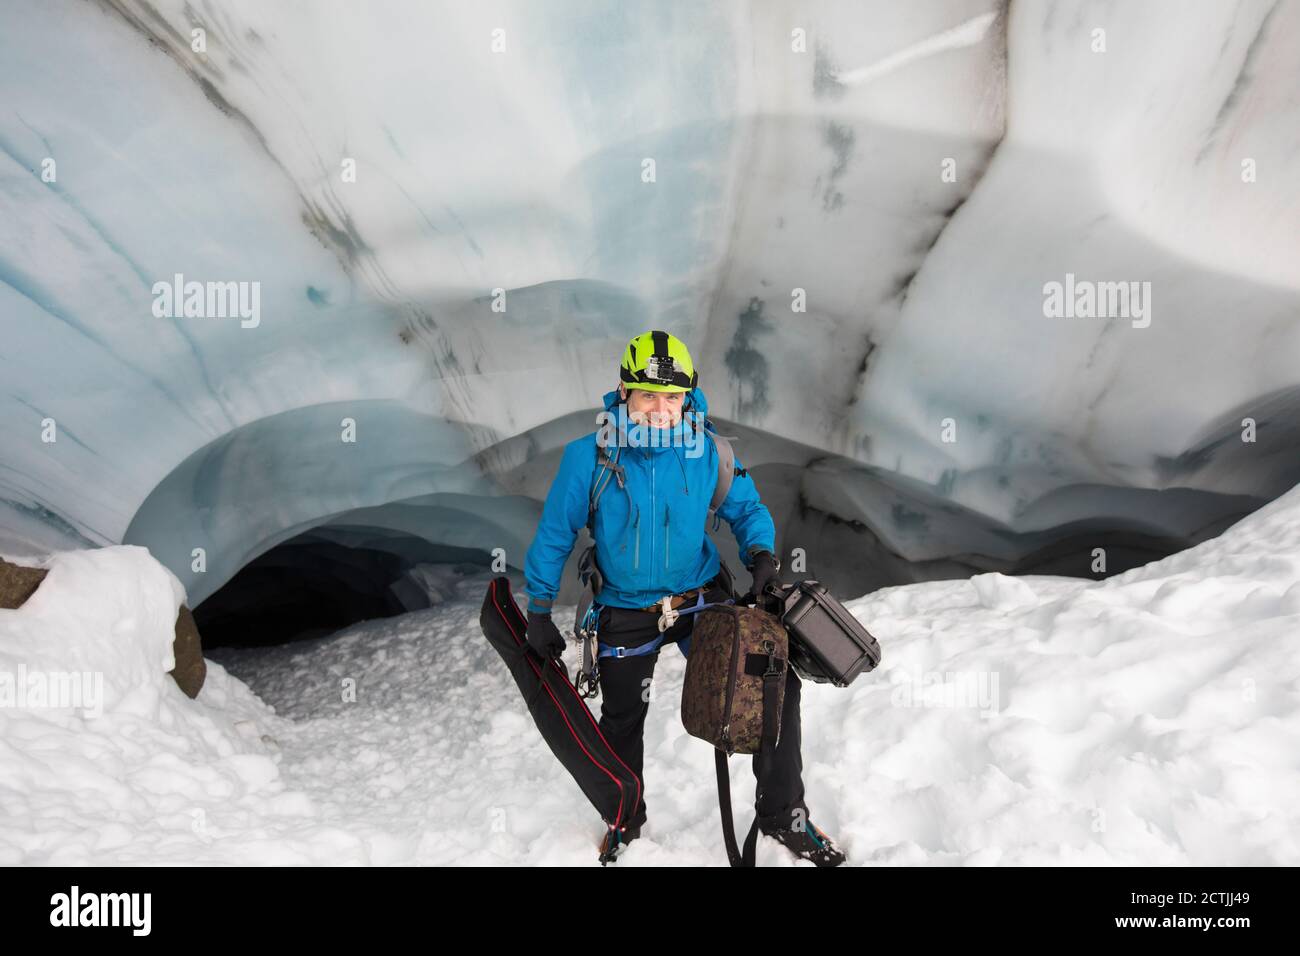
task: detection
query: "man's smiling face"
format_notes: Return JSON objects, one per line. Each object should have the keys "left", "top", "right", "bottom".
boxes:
{"left": 620, "top": 383, "right": 684, "bottom": 429}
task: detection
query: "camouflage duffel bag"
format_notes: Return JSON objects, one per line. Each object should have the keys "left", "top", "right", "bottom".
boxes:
{"left": 681, "top": 602, "right": 790, "bottom": 867}
{"left": 681, "top": 602, "right": 788, "bottom": 754}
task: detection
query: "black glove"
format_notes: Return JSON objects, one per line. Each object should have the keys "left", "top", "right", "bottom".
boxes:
{"left": 747, "top": 550, "right": 782, "bottom": 608}
{"left": 525, "top": 610, "right": 566, "bottom": 659}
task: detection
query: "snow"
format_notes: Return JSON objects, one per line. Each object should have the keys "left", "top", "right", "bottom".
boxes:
{"left": 4, "top": 482, "right": 1297, "bottom": 866}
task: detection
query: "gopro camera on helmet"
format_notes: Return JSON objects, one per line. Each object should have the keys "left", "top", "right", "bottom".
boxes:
{"left": 645, "top": 355, "right": 677, "bottom": 383}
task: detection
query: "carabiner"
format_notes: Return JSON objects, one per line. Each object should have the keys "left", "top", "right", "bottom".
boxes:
{"left": 574, "top": 603, "right": 603, "bottom": 699}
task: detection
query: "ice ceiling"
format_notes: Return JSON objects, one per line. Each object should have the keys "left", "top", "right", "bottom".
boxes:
{"left": 1, "top": 1, "right": 1297, "bottom": 638}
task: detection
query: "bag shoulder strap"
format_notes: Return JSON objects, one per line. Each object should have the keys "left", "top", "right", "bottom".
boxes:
{"left": 715, "top": 645, "right": 784, "bottom": 867}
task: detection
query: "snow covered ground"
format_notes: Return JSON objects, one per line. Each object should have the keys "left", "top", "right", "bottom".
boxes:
{"left": 2, "top": 483, "right": 1297, "bottom": 866}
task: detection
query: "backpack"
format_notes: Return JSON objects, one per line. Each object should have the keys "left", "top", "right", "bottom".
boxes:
{"left": 571, "top": 417, "right": 742, "bottom": 669}
{"left": 588, "top": 416, "right": 743, "bottom": 536}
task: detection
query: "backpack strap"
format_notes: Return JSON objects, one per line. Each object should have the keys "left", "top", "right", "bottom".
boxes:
{"left": 578, "top": 428, "right": 623, "bottom": 626}
{"left": 707, "top": 428, "right": 744, "bottom": 532}
{"left": 572, "top": 429, "right": 625, "bottom": 698}
{"left": 589, "top": 430, "right": 626, "bottom": 530}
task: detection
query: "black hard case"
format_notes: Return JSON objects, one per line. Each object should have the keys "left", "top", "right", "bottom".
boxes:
{"left": 773, "top": 580, "right": 881, "bottom": 686}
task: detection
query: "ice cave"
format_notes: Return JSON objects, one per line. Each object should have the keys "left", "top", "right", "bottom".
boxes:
{"left": 3, "top": 0, "right": 1294, "bottom": 646}
{"left": 0, "top": 0, "right": 1297, "bottom": 868}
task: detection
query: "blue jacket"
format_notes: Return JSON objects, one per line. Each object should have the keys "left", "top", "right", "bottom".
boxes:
{"left": 524, "top": 385, "right": 776, "bottom": 612}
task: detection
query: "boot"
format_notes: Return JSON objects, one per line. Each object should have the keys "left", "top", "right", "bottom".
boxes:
{"left": 761, "top": 819, "right": 846, "bottom": 867}
{"left": 597, "top": 804, "right": 647, "bottom": 864}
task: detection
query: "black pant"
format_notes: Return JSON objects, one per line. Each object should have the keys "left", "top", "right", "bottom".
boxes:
{"left": 595, "top": 576, "right": 809, "bottom": 830}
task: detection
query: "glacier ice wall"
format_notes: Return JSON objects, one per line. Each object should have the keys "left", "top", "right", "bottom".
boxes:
{"left": 1, "top": 0, "right": 1297, "bottom": 617}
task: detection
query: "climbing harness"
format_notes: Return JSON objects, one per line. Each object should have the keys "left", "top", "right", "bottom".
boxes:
{"left": 594, "top": 589, "right": 737, "bottom": 665}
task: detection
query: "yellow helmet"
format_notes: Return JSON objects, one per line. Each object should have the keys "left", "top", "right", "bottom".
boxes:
{"left": 619, "top": 330, "right": 698, "bottom": 394}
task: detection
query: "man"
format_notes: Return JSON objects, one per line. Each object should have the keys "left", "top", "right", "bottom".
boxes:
{"left": 523, "top": 330, "right": 845, "bottom": 866}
